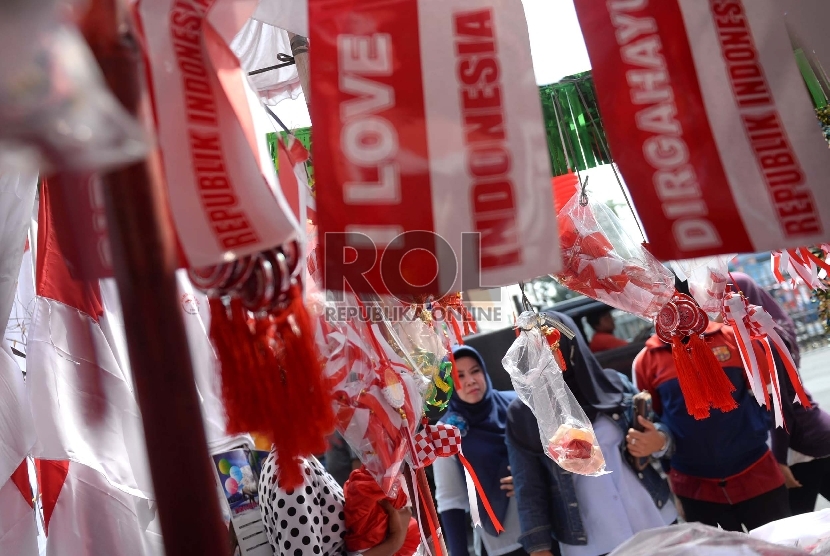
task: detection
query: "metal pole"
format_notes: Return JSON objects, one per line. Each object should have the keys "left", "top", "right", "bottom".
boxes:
{"left": 80, "top": 1, "right": 228, "bottom": 554}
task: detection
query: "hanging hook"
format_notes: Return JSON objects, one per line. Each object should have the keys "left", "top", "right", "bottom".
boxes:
{"left": 578, "top": 175, "right": 590, "bottom": 207}
{"left": 518, "top": 282, "right": 535, "bottom": 313}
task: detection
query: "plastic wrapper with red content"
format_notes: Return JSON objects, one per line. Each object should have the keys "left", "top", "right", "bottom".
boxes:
{"left": 306, "top": 229, "right": 427, "bottom": 495}
{"left": 309, "top": 288, "right": 426, "bottom": 496}
{"left": 670, "top": 256, "right": 733, "bottom": 315}
{"left": 553, "top": 191, "right": 674, "bottom": 320}
{"left": 608, "top": 522, "right": 811, "bottom": 556}
{"left": 0, "top": 0, "right": 147, "bottom": 172}
{"left": 308, "top": 0, "right": 559, "bottom": 297}
{"left": 502, "top": 311, "right": 607, "bottom": 476}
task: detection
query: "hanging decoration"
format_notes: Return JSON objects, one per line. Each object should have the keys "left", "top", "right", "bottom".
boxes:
{"left": 135, "top": 0, "right": 300, "bottom": 267}
{"left": 552, "top": 189, "right": 735, "bottom": 420}
{"left": 188, "top": 241, "right": 335, "bottom": 489}
{"left": 308, "top": 0, "right": 559, "bottom": 296}
{"left": 412, "top": 422, "right": 503, "bottom": 533}
{"left": 389, "top": 302, "right": 456, "bottom": 414}
{"left": 573, "top": 0, "right": 830, "bottom": 260}
{"left": 771, "top": 246, "right": 830, "bottom": 290}
{"left": 504, "top": 311, "right": 606, "bottom": 476}
{"left": 0, "top": 0, "right": 146, "bottom": 172}
{"left": 723, "top": 288, "right": 812, "bottom": 428}
{"left": 539, "top": 72, "right": 611, "bottom": 178}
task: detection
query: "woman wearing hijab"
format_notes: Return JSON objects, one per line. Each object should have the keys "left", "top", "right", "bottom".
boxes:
{"left": 732, "top": 272, "right": 830, "bottom": 514}
{"left": 506, "top": 311, "right": 675, "bottom": 556}
{"left": 434, "top": 345, "right": 523, "bottom": 556}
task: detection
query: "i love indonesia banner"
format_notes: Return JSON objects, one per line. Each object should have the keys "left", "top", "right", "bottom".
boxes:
{"left": 309, "top": 0, "right": 559, "bottom": 297}
{"left": 574, "top": 0, "right": 830, "bottom": 260}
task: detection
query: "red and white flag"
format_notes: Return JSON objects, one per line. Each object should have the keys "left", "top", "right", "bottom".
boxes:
{"left": 135, "top": 0, "right": 300, "bottom": 267}
{"left": 0, "top": 343, "right": 38, "bottom": 556}
{"left": 27, "top": 181, "right": 164, "bottom": 555}
{"left": 26, "top": 180, "right": 235, "bottom": 554}
{"left": 310, "top": 0, "right": 558, "bottom": 296}
{"left": 574, "top": 0, "right": 830, "bottom": 260}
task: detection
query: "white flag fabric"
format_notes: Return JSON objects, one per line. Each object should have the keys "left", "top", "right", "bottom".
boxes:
{"left": 0, "top": 342, "right": 37, "bottom": 556}
{"left": 231, "top": 18, "right": 302, "bottom": 106}
{"left": 24, "top": 181, "right": 235, "bottom": 555}
{"left": 0, "top": 172, "right": 38, "bottom": 334}
{"left": 44, "top": 462, "right": 164, "bottom": 556}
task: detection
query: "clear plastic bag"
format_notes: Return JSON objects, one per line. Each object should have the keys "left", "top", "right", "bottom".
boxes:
{"left": 502, "top": 311, "right": 607, "bottom": 476}
{"left": 0, "top": 0, "right": 147, "bottom": 172}
{"left": 749, "top": 508, "right": 830, "bottom": 555}
{"left": 308, "top": 290, "right": 425, "bottom": 496}
{"left": 305, "top": 229, "right": 427, "bottom": 495}
{"left": 671, "top": 256, "right": 734, "bottom": 315}
{"left": 610, "top": 522, "right": 810, "bottom": 556}
{"left": 553, "top": 192, "right": 674, "bottom": 319}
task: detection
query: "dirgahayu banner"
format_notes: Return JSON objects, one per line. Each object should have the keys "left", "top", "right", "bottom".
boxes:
{"left": 575, "top": 0, "right": 830, "bottom": 260}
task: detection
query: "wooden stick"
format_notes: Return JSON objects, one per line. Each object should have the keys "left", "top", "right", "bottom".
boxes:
{"left": 80, "top": 2, "right": 227, "bottom": 554}
{"left": 288, "top": 32, "right": 312, "bottom": 105}
{"left": 403, "top": 463, "right": 448, "bottom": 556}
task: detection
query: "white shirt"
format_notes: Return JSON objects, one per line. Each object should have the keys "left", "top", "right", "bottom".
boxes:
{"left": 561, "top": 415, "right": 677, "bottom": 556}
{"left": 433, "top": 455, "right": 523, "bottom": 556}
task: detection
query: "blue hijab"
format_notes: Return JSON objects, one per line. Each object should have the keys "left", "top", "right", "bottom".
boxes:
{"left": 443, "top": 345, "right": 516, "bottom": 537}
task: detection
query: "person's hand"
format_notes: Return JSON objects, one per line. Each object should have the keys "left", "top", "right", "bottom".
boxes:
{"left": 500, "top": 466, "right": 514, "bottom": 497}
{"left": 380, "top": 500, "right": 412, "bottom": 553}
{"left": 626, "top": 416, "right": 667, "bottom": 458}
{"left": 779, "top": 464, "right": 803, "bottom": 488}
{"left": 530, "top": 550, "right": 554, "bottom": 556}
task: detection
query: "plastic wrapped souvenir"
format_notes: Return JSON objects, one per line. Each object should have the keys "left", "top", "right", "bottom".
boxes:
{"left": 670, "top": 256, "right": 733, "bottom": 315}
{"left": 609, "top": 522, "right": 810, "bottom": 556}
{"left": 553, "top": 191, "right": 735, "bottom": 420}
{"left": 502, "top": 311, "right": 606, "bottom": 476}
{"left": 0, "top": 0, "right": 146, "bottom": 171}
{"left": 553, "top": 192, "right": 674, "bottom": 320}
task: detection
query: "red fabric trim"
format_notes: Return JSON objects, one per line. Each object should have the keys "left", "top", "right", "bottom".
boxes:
{"left": 669, "top": 451, "right": 784, "bottom": 504}
{"left": 10, "top": 460, "right": 33, "bottom": 509}
{"left": 37, "top": 179, "right": 104, "bottom": 320}
{"left": 36, "top": 459, "right": 70, "bottom": 535}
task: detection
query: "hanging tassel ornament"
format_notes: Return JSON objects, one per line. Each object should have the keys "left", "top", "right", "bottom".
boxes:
{"left": 190, "top": 242, "right": 336, "bottom": 488}
{"left": 656, "top": 293, "right": 736, "bottom": 420}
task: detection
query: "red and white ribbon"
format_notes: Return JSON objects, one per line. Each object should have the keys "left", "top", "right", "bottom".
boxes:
{"left": 723, "top": 293, "right": 766, "bottom": 408}
{"left": 772, "top": 247, "right": 830, "bottom": 290}
{"left": 413, "top": 424, "right": 504, "bottom": 533}
{"left": 723, "top": 291, "right": 811, "bottom": 428}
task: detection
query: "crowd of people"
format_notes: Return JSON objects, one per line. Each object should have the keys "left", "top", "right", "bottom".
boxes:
{"left": 255, "top": 274, "right": 830, "bottom": 556}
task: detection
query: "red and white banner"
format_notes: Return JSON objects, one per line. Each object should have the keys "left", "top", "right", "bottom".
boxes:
{"left": 136, "top": 0, "right": 299, "bottom": 267}
{"left": 310, "top": 0, "right": 558, "bottom": 296}
{"left": 574, "top": 0, "right": 830, "bottom": 260}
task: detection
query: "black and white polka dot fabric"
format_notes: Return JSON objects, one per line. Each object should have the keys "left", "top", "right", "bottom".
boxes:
{"left": 258, "top": 452, "right": 348, "bottom": 556}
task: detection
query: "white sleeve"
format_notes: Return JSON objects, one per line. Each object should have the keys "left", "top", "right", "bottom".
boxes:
{"left": 433, "top": 455, "right": 469, "bottom": 513}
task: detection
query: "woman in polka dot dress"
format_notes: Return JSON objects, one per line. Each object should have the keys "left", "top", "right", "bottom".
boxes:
{"left": 259, "top": 451, "right": 412, "bottom": 556}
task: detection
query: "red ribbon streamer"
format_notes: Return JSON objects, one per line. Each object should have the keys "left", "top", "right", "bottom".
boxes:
{"left": 457, "top": 453, "right": 505, "bottom": 534}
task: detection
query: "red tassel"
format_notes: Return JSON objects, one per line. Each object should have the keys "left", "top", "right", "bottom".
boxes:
{"left": 210, "top": 288, "right": 336, "bottom": 490}
{"left": 271, "top": 286, "right": 337, "bottom": 487}
{"left": 670, "top": 336, "right": 710, "bottom": 420}
{"left": 689, "top": 334, "right": 737, "bottom": 414}
{"left": 210, "top": 297, "right": 264, "bottom": 433}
